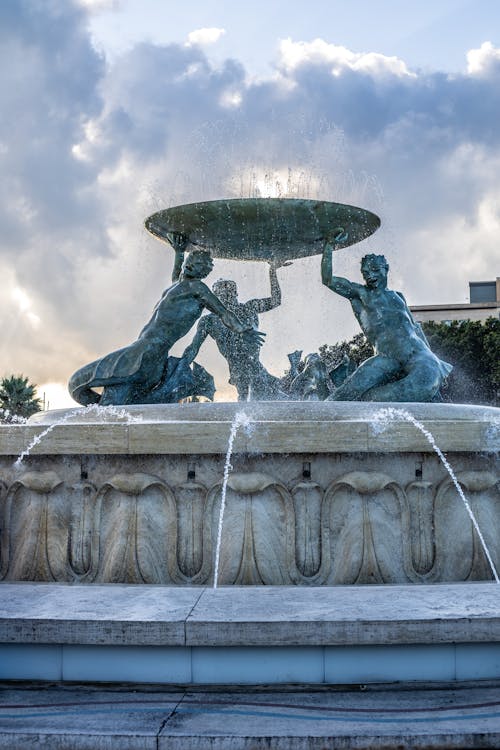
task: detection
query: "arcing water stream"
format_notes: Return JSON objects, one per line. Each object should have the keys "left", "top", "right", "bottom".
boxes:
{"left": 14, "top": 404, "right": 140, "bottom": 470}
{"left": 372, "top": 407, "right": 500, "bottom": 584}
{"left": 213, "top": 410, "right": 252, "bottom": 588}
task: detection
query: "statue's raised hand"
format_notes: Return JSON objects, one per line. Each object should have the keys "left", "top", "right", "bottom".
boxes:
{"left": 166, "top": 231, "right": 189, "bottom": 253}
{"left": 243, "top": 328, "right": 266, "bottom": 348}
{"left": 325, "top": 227, "right": 349, "bottom": 249}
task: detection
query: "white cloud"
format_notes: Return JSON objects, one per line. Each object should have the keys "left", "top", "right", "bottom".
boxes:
{"left": 278, "top": 38, "right": 415, "bottom": 79}
{"left": 12, "top": 286, "right": 31, "bottom": 313}
{"left": 10, "top": 286, "right": 40, "bottom": 329}
{"left": 186, "top": 27, "right": 226, "bottom": 47}
{"left": 77, "top": 0, "right": 122, "bottom": 12}
{"left": 403, "top": 198, "right": 500, "bottom": 303}
{"left": 467, "top": 41, "right": 500, "bottom": 76}
{"left": 219, "top": 89, "right": 243, "bottom": 108}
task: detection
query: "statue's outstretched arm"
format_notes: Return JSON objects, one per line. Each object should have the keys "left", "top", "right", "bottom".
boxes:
{"left": 167, "top": 232, "right": 189, "bottom": 282}
{"left": 199, "top": 285, "right": 266, "bottom": 346}
{"left": 182, "top": 317, "right": 210, "bottom": 365}
{"left": 321, "top": 242, "right": 360, "bottom": 299}
{"left": 251, "top": 261, "right": 288, "bottom": 313}
{"left": 201, "top": 286, "right": 246, "bottom": 330}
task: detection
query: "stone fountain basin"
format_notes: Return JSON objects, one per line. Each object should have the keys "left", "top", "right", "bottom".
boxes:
{"left": 145, "top": 198, "right": 381, "bottom": 261}
{"left": 0, "top": 401, "right": 498, "bottom": 586}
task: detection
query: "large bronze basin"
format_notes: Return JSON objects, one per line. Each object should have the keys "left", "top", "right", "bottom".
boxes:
{"left": 145, "top": 198, "right": 380, "bottom": 261}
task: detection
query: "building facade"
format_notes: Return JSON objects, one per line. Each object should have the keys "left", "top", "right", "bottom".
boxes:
{"left": 410, "top": 277, "right": 500, "bottom": 324}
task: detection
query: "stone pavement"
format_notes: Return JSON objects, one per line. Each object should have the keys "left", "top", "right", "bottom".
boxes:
{"left": 1, "top": 681, "right": 500, "bottom": 748}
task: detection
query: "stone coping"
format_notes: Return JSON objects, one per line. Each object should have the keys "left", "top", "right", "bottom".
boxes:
{"left": 0, "top": 402, "right": 497, "bottom": 455}
{"left": 0, "top": 583, "right": 499, "bottom": 647}
{"left": 28, "top": 401, "right": 500, "bottom": 425}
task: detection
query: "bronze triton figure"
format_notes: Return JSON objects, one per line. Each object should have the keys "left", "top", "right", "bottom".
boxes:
{"left": 321, "top": 243, "right": 452, "bottom": 402}
{"left": 69, "top": 233, "right": 264, "bottom": 406}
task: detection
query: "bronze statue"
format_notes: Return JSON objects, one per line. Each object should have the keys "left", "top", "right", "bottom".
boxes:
{"left": 321, "top": 244, "right": 452, "bottom": 401}
{"left": 182, "top": 262, "right": 288, "bottom": 401}
{"left": 287, "top": 352, "right": 331, "bottom": 401}
{"left": 68, "top": 234, "right": 263, "bottom": 406}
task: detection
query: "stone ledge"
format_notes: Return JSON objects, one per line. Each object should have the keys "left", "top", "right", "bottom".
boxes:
{"left": 0, "top": 583, "right": 499, "bottom": 647}
{"left": 0, "top": 418, "right": 496, "bottom": 456}
{"left": 0, "top": 401, "right": 495, "bottom": 455}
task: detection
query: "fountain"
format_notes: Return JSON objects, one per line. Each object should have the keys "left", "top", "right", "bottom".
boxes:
{"left": 2, "top": 398, "right": 496, "bottom": 586}
{"left": 0, "top": 198, "right": 498, "bottom": 690}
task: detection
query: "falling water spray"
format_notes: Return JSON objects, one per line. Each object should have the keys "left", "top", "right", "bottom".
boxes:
{"left": 14, "top": 404, "right": 141, "bottom": 470}
{"left": 372, "top": 407, "right": 500, "bottom": 584}
{"left": 213, "top": 410, "right": 252, "bottom": 588}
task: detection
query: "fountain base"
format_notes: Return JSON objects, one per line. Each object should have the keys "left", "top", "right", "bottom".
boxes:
{"left": 1, "top": 581, "right": 499, "bottom": 685}
{"left": 0, "top": 401, "right": 498, "bottom": 585}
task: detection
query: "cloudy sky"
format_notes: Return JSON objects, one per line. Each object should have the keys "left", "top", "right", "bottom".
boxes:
{"left": 1, "top": 0, "right": 499, "bottom": 407}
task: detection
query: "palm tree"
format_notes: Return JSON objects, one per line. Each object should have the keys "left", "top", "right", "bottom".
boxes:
{"left": 0, "top": 375, "right": 42, "bottom": 421}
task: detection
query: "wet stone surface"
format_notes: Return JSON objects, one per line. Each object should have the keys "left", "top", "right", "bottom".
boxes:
{"left": 1, "top": 682, "right": 500, "bottom": 749}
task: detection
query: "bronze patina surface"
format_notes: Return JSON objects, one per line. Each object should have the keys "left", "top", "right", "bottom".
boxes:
{"left": 145, "top": 198, "right": 381, "bottom": 261}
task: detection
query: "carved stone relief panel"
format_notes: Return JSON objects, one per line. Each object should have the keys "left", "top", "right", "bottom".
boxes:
{"left": 206, "top": 472, "right": 295, "bottom": 585}
{"left": 406, "top": 480, "right": 435, "bottom": 577}
{"left": 433, "top": 471, "right": 499, "bottom": 582}
{"left": 324, "top": 471, "right": 414, "bottom": 585}
{"left": 67, "top": 480, "right": 98, "bottom": 579}
{"left": 0, "top": 478, "right": 8, "bottom": 580}
{"left": 3, "top": 471, "right": 71, "bottom": 582}
{"left": 91, "top": 473, "right": 178, "bottom": 584}
{"left": 290, "top": 480, "right": 324, "bottom": 581}
{"left": 174, "top": 481, "right": 209, "bottom": 583}
{"left": 0, "top": 457, "right": 497, "bottom": 585}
